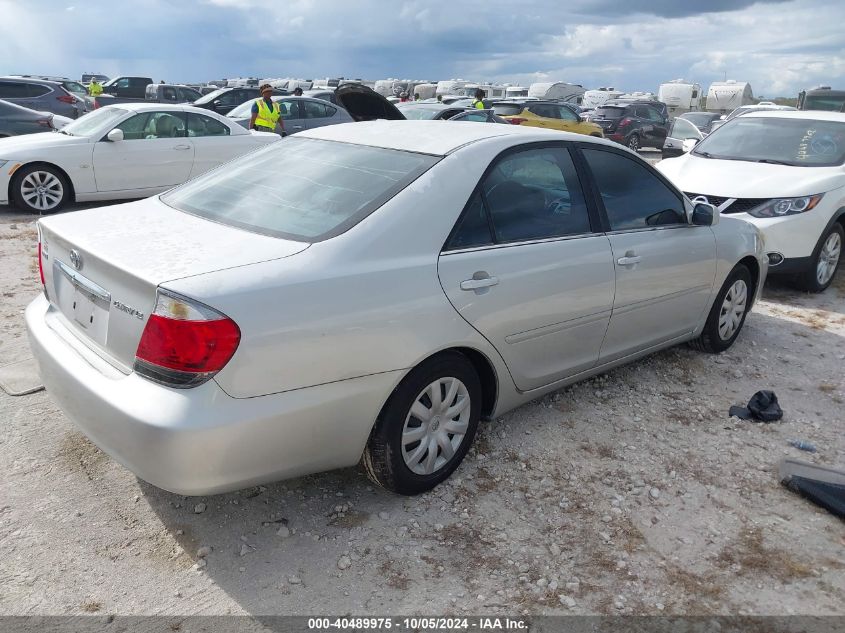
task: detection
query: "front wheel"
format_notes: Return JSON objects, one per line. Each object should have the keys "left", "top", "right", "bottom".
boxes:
{"left": 11, "top": 165, "right": 70, "bottom": 214}
{"left": 690, "top": 264, "right": 752, "bottom": 353}
{"left": 626, "top": 134, "right": 640, "bottom": 151}
{"left": 796, "top": 223, "right": 842, "bottom": 292}
{"left": 362, "top": 352, "right": 481, "bottom": 495}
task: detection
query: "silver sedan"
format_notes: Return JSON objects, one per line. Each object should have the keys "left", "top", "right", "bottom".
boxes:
{"left": 27, "top": 121, "right": 767, "bottom": 496}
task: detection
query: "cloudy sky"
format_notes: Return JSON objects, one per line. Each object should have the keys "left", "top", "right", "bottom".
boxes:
{"left": 1, "top": 0, "right": 843, "bottom": 97}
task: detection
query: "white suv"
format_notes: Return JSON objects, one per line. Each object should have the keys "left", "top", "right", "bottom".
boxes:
{"left": 657, "top": 110, "right": 844, "bottom": 292}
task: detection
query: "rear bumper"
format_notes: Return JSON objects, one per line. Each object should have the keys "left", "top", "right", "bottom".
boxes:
{"left": 26, "top": 294, "right": 400, "bottom": 496}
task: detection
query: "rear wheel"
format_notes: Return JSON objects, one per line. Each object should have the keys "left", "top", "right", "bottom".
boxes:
{"left": 11, "top": 164, "right": 69, "bottom": 214}
{"left": 690, "top": 264, "right": 752, "bottom": 353}
{"left": 362, "top": 352, "right": 481, "bottom": 495}
{"left": 626, "top": 134, "right": 640, "bottom": 151}
{"left": 796, "top": 223, "right": 842, "bottom": 292}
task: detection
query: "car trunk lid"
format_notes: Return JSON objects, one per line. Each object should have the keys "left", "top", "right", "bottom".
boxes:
{"left": 334, "top": 84, "right": 406, "bottom": 121}
{"left": 38, "top": 196, "right": 308, "bottom": 373}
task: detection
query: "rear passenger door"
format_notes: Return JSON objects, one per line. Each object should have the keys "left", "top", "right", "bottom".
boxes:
{"left": 302, "top": 99, "right": 340, "bottom": 130}
{"left": 438, "top": 143, "right": 615, "bottom": 391}
{"left": 186, "top": 112, "right": 240, "bottom": 178}
{"left": 579, "top": 147, "right": 716, "bottom": 361}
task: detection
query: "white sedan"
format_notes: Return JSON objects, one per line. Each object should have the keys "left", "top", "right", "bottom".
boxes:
{"left": 0, "top": 103, "right": 280, "bottom": 213}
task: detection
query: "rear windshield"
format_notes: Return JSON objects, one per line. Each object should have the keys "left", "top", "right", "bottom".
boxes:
{"left": 593, "top": 106, "right": 625, "bottom": 119}
{"left": 492, "top": 104, "right": 524, "bottom": 116}
{"left": 162, "top": 137, "right": 440, "bottom": 241}
{"left": 399, "top": 106, "right": 443, "bottom": 120}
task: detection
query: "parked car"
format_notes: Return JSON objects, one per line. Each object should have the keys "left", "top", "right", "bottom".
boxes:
{"left": 101, "top": 76, "right": 154, "bottom": 99}
{"left": 0, "top": 100, "right": 71, "bottom": 137}
{"left": 661, "top": 117, "right": 705, "bottom": 159}
{"left": 26, "top": 121, "right": 765, "bottom": 496}
{"left": 678, "top": 111, "right": 723, "bottom": 134}
{"left": 447, "top": 110, "right": 509, "bottom": 124}
{"left": 604, "top": 98, "right": 669, "bottom": 121}
{"left": 94, "top": 84, "right": 204, "bottom": 109}
{"left": 798, "top": 87, "right": 845, "bottom": 112}
{"left": 657, "top": 110, "right": 845, "bottom": 292}
{"left": 398, "top": 103, "right": 479, "bottom": 120}
{"left": 709, "top": 102, "right": 796, "bottom": 133}
{"left": 0, "top": 76, "right": 85, "bottom": 119}
{"left": 0, "top": 103, "right": 280, "bottom": 213}
{"left": 227, "top": 96, "right": 354, "bottom": 133}
{"left": 491, "top": 100, "right": 604, "bottom": 137}
{"left": 301, "top": 89, "right": 337, "bottom": 104}
{"left": 590, "top": 102, "right": 670, "bottom": 150}
{"left": 81, "top": 73, "right": 110, "bottom": 85}
{"left": 8, "top": 75, "right": 93, "bottom": 113}
{"left": 192, "top": 87, "right": 273, "bottom": 115}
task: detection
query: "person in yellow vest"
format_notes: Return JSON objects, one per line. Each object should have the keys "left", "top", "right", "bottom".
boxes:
{"left": 88, "top": 79, "right": 103, "bottom": 97}
{"left": 249, "top": 84, "right": 285, "bottom": 135}
{"left": 471, "top": 88, "right": 486, "bottom": 109}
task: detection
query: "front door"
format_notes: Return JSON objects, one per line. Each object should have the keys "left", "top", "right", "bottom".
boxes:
{"left": 438, "top": 144, "right": 615, "bottom": 391}
{"left": 280, "top": 99, "right": 307, "bottom": 134}
{"left": 579, "top": 147, "right": 716, "bottom": 362}
{"left": 92, "top": 111, "right": 194, "bottom": 192}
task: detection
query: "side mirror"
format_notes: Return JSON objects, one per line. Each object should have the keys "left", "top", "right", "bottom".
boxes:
{"left": 106, "top": 128, "right": 124, "bottom": 142}
{"left": 692, "top": 202, "right": 717, "bottom": 226}
{"left": 682, "top": 138, "right": 699, "bottom": 152}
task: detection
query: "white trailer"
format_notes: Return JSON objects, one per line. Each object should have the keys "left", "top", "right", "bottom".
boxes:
{"left": 706, "top": 80, "right": 754, "bottom": 113}
{"left": 657, "top": 80, "right": 702, "bottom": 116}
{"left": 436, "top": 79, "right": 469, "bottom": 97}
{"left": 373, "top": 79, "right": 396, "bottom": 97}
{"left": 459, "top": 83, "right": 508, "bottom": 99}
{"left": 413, "top": 82, "right": 438, "bottom": 100}
{"left": 581, "top": 87, "right": 624, "bottom": 109}
{"left": 528, "top": 82, "right": 585, "bottom": 103}
{"left": 506, "top": 86, "right": 529, "bottom": 98}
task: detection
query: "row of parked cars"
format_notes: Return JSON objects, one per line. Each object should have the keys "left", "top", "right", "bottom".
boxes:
{"left": 7, "top": 69, "right": 843, "bottom": 499}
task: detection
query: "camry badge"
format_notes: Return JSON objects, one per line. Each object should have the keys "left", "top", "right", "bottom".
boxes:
{"left": 69, "top": 249, "right": 82, "bottom": 270}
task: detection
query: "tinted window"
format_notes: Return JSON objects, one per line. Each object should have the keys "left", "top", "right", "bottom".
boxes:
{"left": 448, "top": 192, "right": 493, "bottom": 249}
{"left": 0, "top": 82, "right": 29, "bottom": 98}
{"left": 643, "top": 106, "right": 664, "bottom": 122}
{"left": 219, "top": 90, "right": 247, "bottom": 105}
{"left": 670, "top": 118, "right": 701, "bottom": 140}
{"left": 594, "top": 106, "right": 624, "bottom": 119}
{"left": 449, "top": 146, "right": 590, "bottom": 247}
{"left": 162, "top": 87, "right": 179, "bottom": 101}
{"left": 115, "top": 78, "right": 130, "bottom": 89}
{"left": 162, "top": 137, "right": 439, "bottom": 241}
{"left": 557, "top": 106, "right": 579, "bottom": 122}
{"left": 303, "top": 100, "right": 335, "bottom": 118}
{"left": 187, "top": 113, "right": 230, "bottom": 136}
{"left": 582, "top": 149, "right": 685, "bottom": 230}
{"left": 492, "top": 104, "right": 525, "bottom": 116}
{"left": 27, "top": 83, "right": 51, "bottom": 98}
{"left": 528, "top": 104, "right": 558, "bottom": 119}
{"left": 181, "top": 87, "right": 201, "bottom": 101}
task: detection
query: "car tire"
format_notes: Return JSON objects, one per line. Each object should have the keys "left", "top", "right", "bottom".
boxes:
{"left": 11, "top": 164, "right": 70, "bottom": 214}
{"left": 795, "top": 223, "right": 843, "bottom": 293}
{"left": 689, "top": 264, "right": 752, "bottom": 354}
{"left": 626, "top": 134, "right": 640, "bottom": 151}
{"left": 362, "top": 351, "right": 481, "bottom": 495}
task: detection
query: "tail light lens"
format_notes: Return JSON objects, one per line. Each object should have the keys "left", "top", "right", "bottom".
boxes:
{"left": 56, "top": 94, "right": 77, "bottom": 104}
{"left": 134, "top": 290, "right": 240, "bottom": 389}
{"left": 618, "top": 117, "right": 633, "bottom": 127}
{"left": 508, "top": 117, "right": 527, "bottom": 125}
{"left": 93, "top": 101, "right": 101, "bottom": 109}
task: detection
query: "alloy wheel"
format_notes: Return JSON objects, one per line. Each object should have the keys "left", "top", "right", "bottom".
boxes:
{"left": 816, "top": 231, "right": 841, "bottom": 286}
{"left": 627, "top": 135, "right": 639, "bottom": 151}
{"left": 718, "top": 279, "right": 747, "bottom": 341}
{"left": 21, "top": 171, "right": 64, "bottom": 212}
{"left": 401, "top": 377, "right": 471, "bottom": 476}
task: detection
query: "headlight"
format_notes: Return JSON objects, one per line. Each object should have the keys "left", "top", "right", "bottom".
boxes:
{"left": 747, "top": 194, "right": 824, "bottom": 218}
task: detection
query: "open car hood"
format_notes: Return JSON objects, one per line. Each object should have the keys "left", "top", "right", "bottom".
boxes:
{"left": 334, "top": 84, "right": 405, "bottom": 121}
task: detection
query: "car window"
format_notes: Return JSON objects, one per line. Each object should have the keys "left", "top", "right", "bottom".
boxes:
{"left": 115, "top": 78, "right": 130, "bottom": 89}
{"left": 670, "top": 118, "right": 701, "bottom": 140}
{"left": 116, "top": 111, "right": 185, "bottom": 140}
{"left": 451, "top": 111, "right": 490, "bottom": 122}
{"left": 162, "top": 87, "right": 179, "bottom": 101}
{"left": 0, "top": 82, "right": 29, "bottom": 98}
{"left": 557, "top": 106, "right": 579, "bottom": 122}
{"left": 162, "top": 137, "right": 438, "bottom": 242}
{"left": 187, "top": 113, "right": 230, "bottom": 137}
{"left": 219, "top": 90, "right": 245, "bottom": 106}
{"left": 278, "top": 100, "right": 300, "bottom": 120}
{"left": 644, "top": 106, "right": 664, "bottom": 122}
{"left": 582, "top": 149, "right": 686, "bottom": 230}
{"left": 115, "top": 113, "right": 152, "bottom": 140}
{"left": 529, "top": 104, "right": 558, "bottom": 119}
{"left": 303, "top": 100, "right": 333, "bottom": 118}
{"left": 26, "top": 83, "right": 51, "bottom": 98}
{"left": 492, "top": 104, "right": 525, "bottom": 116}
{"left": 449, "top": 146, "right": 590, "bottom": 247}
{"left": 181, "top": 88, "right": 201, "bottom": 101}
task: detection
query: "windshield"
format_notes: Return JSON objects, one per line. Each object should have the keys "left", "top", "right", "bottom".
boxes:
{"left": 803, "top": 94, "right": 845, "bottom": 112}
{"left": 60, "top": 107, "right": 127, "bottom": 136}
{"left": 62, "top": 81, "right": 88, "bottom": 97}
{"left": 594, "top": 106, "right": 625, "bottom": 119}
{"left": 193, "top": 88, "right": 228, "bottom": 105}
{"left": 693, "top": 117, "right": 845, "bottom": 166}
{"left": 162, "top": 137, "right": 439, "bottom": 241}
{"left": 682, "top": 112, "right": 717, "bottom": 128}
{"left": 398, "top": 106, "right": 443, "bottom": 120}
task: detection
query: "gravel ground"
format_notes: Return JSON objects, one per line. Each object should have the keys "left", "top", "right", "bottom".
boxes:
{"left": 1, "top": 165, "right": 843, "bottom": 616}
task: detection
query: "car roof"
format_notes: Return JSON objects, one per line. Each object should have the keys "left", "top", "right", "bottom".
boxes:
{"left": 740, "top": 110, "right": 845, "bottom": 122}
{"left": 298, "top": 119, "right": 619, "bottom": 155}
{"left": 0, "top": 76, "right": 62, "bottom": 87}
{"left": 102, "top": 102, "right": 212, "bottom": 113}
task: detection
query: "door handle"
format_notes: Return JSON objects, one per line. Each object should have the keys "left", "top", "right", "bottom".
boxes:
{"left": 291, "top": 125, "right": 304, "bottom": 130}
{"left": 460, "top": 276, "right": 499, "bottom": 291}
{"left": 616, "top": 252, "right": 642, "bottom": 266}
{"left": 173, "top": 144, "right": 191, "bottom": 150}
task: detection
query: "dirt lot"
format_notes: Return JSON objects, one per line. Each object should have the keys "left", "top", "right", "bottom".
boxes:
{"left": 1, "top": 171, "right": 843, "bottom": 616}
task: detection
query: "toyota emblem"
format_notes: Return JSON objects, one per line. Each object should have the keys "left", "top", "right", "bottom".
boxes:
{"left": 69, "top": 249, "right": 82, "bottom": 270}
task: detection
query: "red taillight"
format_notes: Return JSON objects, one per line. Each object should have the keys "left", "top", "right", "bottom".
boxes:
{"left": 618, "top": 117, "right": 633, "bottom": 127}
{"left": 135, "top": 290, "right": 240, "bottom": 388}
{"left": 508, "top": 117, "right": 527, "bottom": 125}
{"left": 56, "top": 94, "right": 76, "bottom": 104}
{"left": 93, "top": 101, "right": 101, "bottom": 109}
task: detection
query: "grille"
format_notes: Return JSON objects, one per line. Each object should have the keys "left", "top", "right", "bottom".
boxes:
{"left": 684, "top": 192, "right": 770, "bottom": 215}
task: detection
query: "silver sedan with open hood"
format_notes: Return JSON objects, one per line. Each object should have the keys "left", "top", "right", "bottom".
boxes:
{"left": 27, "top": 121, "right": 766, "bottom": 496}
